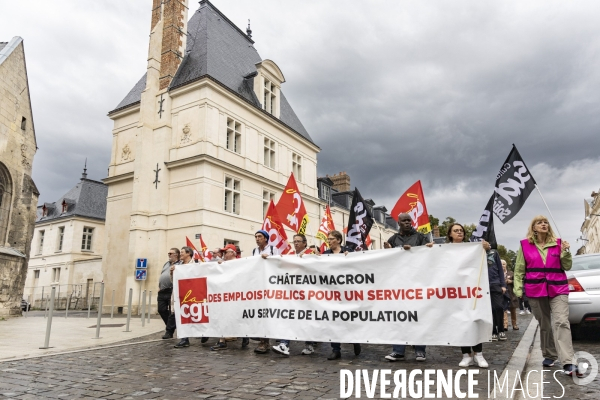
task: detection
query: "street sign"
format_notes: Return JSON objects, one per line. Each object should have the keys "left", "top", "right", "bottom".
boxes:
{"left": 136, "top": 258, "right": 148, "bottom": 269}
{"left": 195, "top": 234, "right": 201, "bottom": 239}
{"left": 135, "top": 269, "right": 147, "bottom": 280}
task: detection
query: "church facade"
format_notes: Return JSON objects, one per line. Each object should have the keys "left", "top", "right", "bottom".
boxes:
{"left": 0, "top": 36, "right": 39, "bottom": 317}
{"left": 103, "top": 0, "right": 397, "bottom": 311}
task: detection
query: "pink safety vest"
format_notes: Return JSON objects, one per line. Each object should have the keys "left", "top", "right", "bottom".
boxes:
{"left": 521, "top": 238, "right": 569, "bottom": 298}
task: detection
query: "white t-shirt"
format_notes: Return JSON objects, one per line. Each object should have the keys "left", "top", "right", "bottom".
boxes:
{"left": 252, "top": 245, "right": 280, "bottom": 256}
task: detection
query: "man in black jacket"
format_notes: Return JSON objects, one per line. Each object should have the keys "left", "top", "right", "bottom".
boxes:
{"left": 158, "top": 248, "right": 180, "bottom": 339}
{"left": 384, "top": 213, "right": 433, "bottom": 362}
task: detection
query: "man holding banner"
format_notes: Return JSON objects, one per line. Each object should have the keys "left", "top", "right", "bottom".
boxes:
{"left": 384, "top": 213, "right": 433, "bottom": 362}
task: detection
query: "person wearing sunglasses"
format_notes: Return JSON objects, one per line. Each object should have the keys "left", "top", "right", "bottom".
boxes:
{"left": 158, "top": 248, "right": 180, "bottom": 340}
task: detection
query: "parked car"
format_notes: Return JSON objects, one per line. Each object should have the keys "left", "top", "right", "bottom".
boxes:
{"left": 21, "top": 299, "right": 31, "bottom": 312}
{"left": 567, "top": 253, "right": 600, "bottom": 338}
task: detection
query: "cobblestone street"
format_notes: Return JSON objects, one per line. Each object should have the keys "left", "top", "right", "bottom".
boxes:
{"left": 0, "top": 316, "right": 535, "bottom": 399}
{"left": 1, "top": 314, "right": 599, "bottom": 399}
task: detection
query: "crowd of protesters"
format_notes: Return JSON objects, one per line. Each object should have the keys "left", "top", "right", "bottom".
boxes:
{"left": 157, "top": 213, "right": 581, "bottom": 377}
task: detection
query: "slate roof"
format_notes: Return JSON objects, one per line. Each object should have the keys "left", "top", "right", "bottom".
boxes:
{"left": 36, "top": 178, "right": 108, "bottom": 223}
{"left": 110, "top": 0, "right": 313, "bottom": 144}
{"left": 0, "top": 42, "right": 7, "bottom": 52}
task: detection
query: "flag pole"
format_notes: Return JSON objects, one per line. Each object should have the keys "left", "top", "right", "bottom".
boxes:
{"left": 535, "top": 185, "right": 562, "bottom": 238}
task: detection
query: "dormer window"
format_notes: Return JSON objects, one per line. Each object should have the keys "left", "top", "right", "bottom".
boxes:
{"left": 42, "top": 205, "right": 48, "bottom": 217}
{"left": 62, "top": 200, "right": 68, "bottom": 213}
{"left": 264, "top": 79, "right": 276, "bottom": 114}
{"left": 254, "top": 60, "right": 285, "bottom": 119}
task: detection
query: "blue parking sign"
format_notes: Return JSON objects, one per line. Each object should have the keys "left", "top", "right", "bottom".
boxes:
{"left": 136, "top": 258, "right": 148, "bottom": 269}
{"left": 135, "top": 269, "right": 147, "bottom": 280}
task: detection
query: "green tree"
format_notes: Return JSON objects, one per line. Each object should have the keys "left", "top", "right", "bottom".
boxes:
{"left": 497, "top": 245, "right": 517, "bottom": 271}
{"left": 428, "top": 214, "right": 439, "bottom": 229}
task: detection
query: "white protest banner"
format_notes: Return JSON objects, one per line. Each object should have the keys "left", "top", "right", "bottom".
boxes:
{"left": 173, "top": 243, "right": 492, "bottom": 346}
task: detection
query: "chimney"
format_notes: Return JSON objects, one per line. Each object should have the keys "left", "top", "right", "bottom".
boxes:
{"left": 159, "top": 0, "right": 189, "bottom": 90}
{"left": 330, "top": 171, "right": 351, "bottom": 192}
{"left": 433, "top": 225, "right": 440, "bottom": 238}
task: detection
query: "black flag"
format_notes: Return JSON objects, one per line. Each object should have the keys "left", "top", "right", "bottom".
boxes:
{"left": 494, "top": 145, "right": 536, "bottom": 224}
{"left": 345, "top": 188, "right": 374, "bottom": 251}
{"left": 470, "top": 194, "right": 497, "bottom": 248}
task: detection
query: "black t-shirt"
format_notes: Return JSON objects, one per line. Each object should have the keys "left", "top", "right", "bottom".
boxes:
{"left": 322, "top": 246, "right": 354, "bottom": 254}
{"left": 387, "top": 229, "right": 430, "bottom": 248}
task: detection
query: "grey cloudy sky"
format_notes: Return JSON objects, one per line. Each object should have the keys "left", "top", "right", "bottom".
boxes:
{"left": 2, "top": 0, "right": 599, "bottom": 251}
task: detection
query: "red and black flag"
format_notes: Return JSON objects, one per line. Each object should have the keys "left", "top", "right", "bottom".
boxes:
{"left": 345, "top": 188, "right": 374, "bottom": 251}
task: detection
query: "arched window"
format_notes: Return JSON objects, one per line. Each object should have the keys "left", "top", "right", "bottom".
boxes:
{"left": 0, "top": 163, "right": 13, "bottom": 244}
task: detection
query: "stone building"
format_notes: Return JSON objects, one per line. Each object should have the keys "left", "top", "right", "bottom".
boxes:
{"left": 23, "top": 167, "right": 107, "bottom": 309}
{"left": 103, "top": 1, "right": 398, "bottom": 312}
{"left": 0, "top": 36, "right": 39, "bottom": 317}
{"left": 580, "top": 190, "right": 600, "bottom": 254}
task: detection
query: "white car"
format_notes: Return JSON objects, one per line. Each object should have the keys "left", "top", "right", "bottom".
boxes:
{"left": 567, "top": 253, "right": 600, "bottom": 338}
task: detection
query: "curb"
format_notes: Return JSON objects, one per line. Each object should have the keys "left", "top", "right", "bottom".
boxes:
{"left": 0, "top": 337, "right": 165, "bottom": 363}
{"left": 491, "top": 317, "right": 539, "bottom": 399}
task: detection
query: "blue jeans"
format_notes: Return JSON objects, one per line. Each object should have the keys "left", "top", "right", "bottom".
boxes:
{"left": 392, "top": 344, "right": 426, "bottom": 355}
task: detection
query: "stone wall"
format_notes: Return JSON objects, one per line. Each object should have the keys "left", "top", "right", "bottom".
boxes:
{"left": 0, "top": 38, "right": 39, "bottom": 317}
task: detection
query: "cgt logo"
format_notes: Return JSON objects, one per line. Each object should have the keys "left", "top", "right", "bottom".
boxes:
{"left": 178, "top": 278, "right": 209, "bottom": 324}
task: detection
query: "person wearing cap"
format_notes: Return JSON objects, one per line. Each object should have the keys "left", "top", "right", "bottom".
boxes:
{"left": 273, "top": 234, "right": 317, "bottom": 356}
{"left": 210, "top": 244, "right": 250, "bottom": 350}
{"left": 252, "top": 229, "right": 280, "bottom": 353}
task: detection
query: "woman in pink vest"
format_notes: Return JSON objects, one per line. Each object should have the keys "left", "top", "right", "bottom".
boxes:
{"left": 513, "top": 215, "right": 580, "bottom": 376}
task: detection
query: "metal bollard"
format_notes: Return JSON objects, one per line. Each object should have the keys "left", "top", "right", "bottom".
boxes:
{"left": 124, "top": 288, "right": 133, "bottom": 332}
{"left": 93, "top": 283, "right": 105, "bottom": 339}
{"left": 147, "top": 291, "right": 152, "bottom": 323}
{"left": 65, "top": 294, "right": 69, "bottom": 318}
{"left": 25, "top": 295, "right": 30, "bottom": 317}
{"left": 110, "top": 290, "right": 115, "bottom": 319}
{"left": 44, "top": 295, "right": 49, "bottom": 318}
{"left": 40, "top": 286, "right": 56, "bottom": 349}
{"left": 141, "top": 290, "right": 146, "bottom": 328}
{"left": 87, "top": 294, "right": 92, "bottom": 319}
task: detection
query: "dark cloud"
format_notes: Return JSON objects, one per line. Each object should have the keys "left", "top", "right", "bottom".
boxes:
{"left": 2, "top": 0, "right": 598, "bottom": 250}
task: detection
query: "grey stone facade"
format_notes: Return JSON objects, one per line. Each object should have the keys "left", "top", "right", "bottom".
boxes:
{"left": 0, "top": 36, "right": 39, "bottom": 317}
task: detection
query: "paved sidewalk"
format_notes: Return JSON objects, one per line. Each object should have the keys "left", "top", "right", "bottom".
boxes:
{"left": 0, "top": 314, "right": 164, "bottom": 361}
{"left": 517, "top": 327, "right": 600, "bottom": 400}
{"left": 0, "top": 315, "right": 535, "bottom": 399}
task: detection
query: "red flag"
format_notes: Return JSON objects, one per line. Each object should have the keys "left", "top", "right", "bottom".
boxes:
{"left": 275, "top": 173, "right": 309, "bottom": 234}
{"left": 186, "top": 236, "right": 204, "bottom": 262}
{"left": 390, "top": 180, "right": 431, "bottom": 234}
{"left": 199, "top": 235, "right": 212, "bottom": 260}
{"left": 316, "top": 205, "right": 335, "bottom": 243}
{"left": 262, "top": 200, "right": 292, "bottom": 254}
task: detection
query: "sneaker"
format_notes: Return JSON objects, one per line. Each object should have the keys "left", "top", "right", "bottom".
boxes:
{"left": 525, "top": 309, "right": 531, "bottom": 315}
{"left": 210, "top": 341, "right": 227, "bottom": 351}
{"left": 301, "top": 345, "right": 315, "bottom": 355}
{"left": 162, "top": 332, "right": 173, "bottom": 339}
{"left": 492, "top": 334, "right": 498, "bottom": 341}
{"left": 200, "top": 337, "right": 209, "bottom": 343}
{"left": 174, "top": 338, "right": 190, "bottom": 348}
{"left": 415, "top": 351, "right": 426, "bottom": 362}
{"left": 519, "top": 310, "right": 526, "bottom": 315}
{"left": 254, "top": 340, "right": 270, "bottom": 354}
{"left": 327, "top": 351, "right": 341, "bottom": 360}
{"left": 563, "top": 364, "right": 583, "bottom": 377}
{"left": 513, "top": 326, "right": 519, "bottom": 330}
{"left": 459, "top": 354, "right": 473, "bottom": 367}
{"left": 273, "top": 343, "right": 290, "bottom": 356}
{"left": 241, "top": 338, "right": 249, "bottom": 348}
{"left": 542, "top": 358, "right": 556, "bottom": 367}
{"left": 385, "top": 352, "right": 405, "bottom": 361}
{"left": 499, "top": 332, "right": 507, "bottom": 341}
{"left": 474, "top": 353, "right": 489, "bottom": 368}
{"left": 507, "top": 310, "right": 511, "bottom": 314}
{"left": 224, "top": 337, "right": 237, "bottom": 342}
{"left": 353, "top": 343, "right": 362, "bottom": 356}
